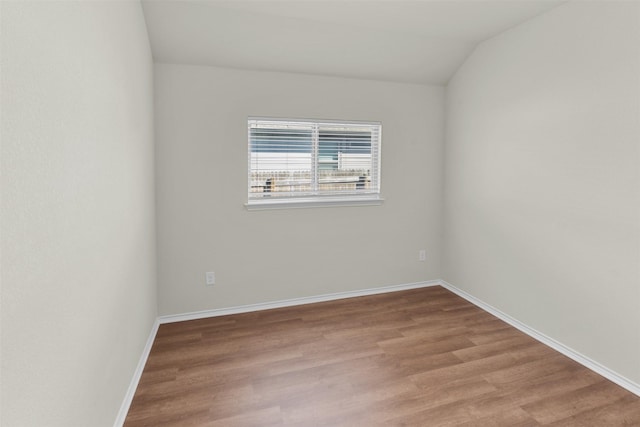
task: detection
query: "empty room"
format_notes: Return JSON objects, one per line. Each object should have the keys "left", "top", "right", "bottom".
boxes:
{"left": 1, "top": 0, "right": 639, "bottom": 425}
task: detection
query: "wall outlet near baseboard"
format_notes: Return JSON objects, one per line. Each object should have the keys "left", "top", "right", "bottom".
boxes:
{"left": 205, "top": 271, "right": 215, "bottom": 286}
{"left": 419, "top": 250, "right": 426, "bottom": 262}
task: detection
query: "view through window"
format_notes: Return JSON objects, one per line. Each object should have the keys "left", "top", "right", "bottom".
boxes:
{"left": 248, "top": 118, "right": 381, "bottom": 206}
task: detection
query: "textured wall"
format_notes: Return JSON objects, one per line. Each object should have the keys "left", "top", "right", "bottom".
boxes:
{"left": 154, "top": 64, "right": 444, "bottom": 315}
{"left": 1, "top": 2, "right": 157, "bottom": 425}
{"left": 443, "top": 1, "right": 640, "bottom": 385}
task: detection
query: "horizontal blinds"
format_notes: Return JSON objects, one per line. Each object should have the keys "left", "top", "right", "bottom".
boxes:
{"left": 249, "top": 118, "right": 381, "bottom": 200}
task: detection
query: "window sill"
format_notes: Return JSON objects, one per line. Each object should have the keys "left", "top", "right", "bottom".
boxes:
{"left": 245, "top": 195, "right": 384, "bottom": 211}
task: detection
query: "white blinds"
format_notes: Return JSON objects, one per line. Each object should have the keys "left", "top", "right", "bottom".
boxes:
{"left": 248, "top": 118, "right": 381, "bottom": 201}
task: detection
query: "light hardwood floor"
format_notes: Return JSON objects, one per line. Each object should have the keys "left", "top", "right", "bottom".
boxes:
{"left": 125, "top": 286, "right": 640, "bottom": 426}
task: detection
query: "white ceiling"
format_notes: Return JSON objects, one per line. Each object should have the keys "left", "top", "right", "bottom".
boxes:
{"left": 141, "top": 0, "right": 563, "bottom": 85}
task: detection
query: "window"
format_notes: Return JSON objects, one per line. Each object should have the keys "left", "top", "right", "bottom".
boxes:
{"left": 247, "top": 117, "right": 382, "bottom": 209}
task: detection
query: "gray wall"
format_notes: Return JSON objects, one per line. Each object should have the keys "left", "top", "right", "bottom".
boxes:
{"left": 443, "top": 1, "right": 640, "bottom": 384}
{"left": 1, "top": 2, "right": 157, "bottom": 425}
{"left": 154, "top": 64, "right": 444, "bottom": 315}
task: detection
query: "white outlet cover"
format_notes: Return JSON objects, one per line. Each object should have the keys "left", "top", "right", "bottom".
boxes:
{"left": 206, "top": 272, "right": 215, "bottom": 285}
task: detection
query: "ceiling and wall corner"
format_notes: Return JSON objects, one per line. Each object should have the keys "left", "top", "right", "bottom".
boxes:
{"left": 140, "top": 0, "right": 564, "bottom": 85}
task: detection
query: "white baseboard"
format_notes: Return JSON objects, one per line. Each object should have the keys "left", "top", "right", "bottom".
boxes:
{"left": 439, "top": 280, "right": 640, "bottom": 397}
{"left": 113, "top": 318, "right": 160, "bottom": 427}
{"left": 158, "top": 280, "right": 440, "bottom": 324}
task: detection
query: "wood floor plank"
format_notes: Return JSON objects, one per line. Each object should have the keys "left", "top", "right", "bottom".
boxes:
{"left": 452, "top": 334, "right": 537, "bottom": 362}
{"left": 457, "top": 407, "right": 540, "bottom": 427}
{"left": 522, "top": 381, "right": 633, "bottom": 424}
{"left": 545, "top": 394, "right": 640, "bottom": 426}
{"left": 124, "top": 286, "right": 640, "bottom": 426}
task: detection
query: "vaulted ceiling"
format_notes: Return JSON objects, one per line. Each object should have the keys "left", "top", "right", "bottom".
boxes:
{"left": 141, "top": 1, "right": 563, "bottom": 85}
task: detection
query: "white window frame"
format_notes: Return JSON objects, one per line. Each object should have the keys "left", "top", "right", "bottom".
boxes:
{"left": 246, "top": 117, "right": 383, "bottom": 210}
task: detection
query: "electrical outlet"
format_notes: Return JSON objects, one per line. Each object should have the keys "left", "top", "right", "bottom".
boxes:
{"left": 419, "top": 250, "right": 426, "bottom": 262}
{"left": 205, "top": 271, "right": 215, "bottom": 286}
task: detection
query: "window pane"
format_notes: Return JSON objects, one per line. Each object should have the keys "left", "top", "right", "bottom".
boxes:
{"left": 318, "top": 126, "right": 373, "bottom": 193}
{"left": 248, "top": 118, "right": 381, "bottom": 203}
{"left": 249, "top": 122, "right": 314, "bottom": 197}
